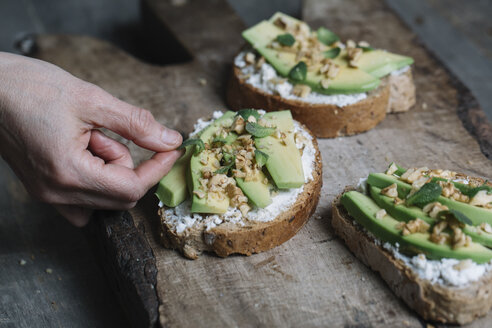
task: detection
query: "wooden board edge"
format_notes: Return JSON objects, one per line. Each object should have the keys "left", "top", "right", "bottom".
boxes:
{"left": 85, "top": 210, "right": 159, "bottom": 328}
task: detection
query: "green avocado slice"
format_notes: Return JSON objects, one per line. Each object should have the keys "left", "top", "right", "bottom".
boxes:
{"left": 188, "top": 112, "right": 236, "bottom": 214}
{"left": 367, "top": 173, "right": 492, "bottom": 226}
{"left": 341, "top": 191, "right": 492, "bottom": 263}
{"left": 356, "top": 50, "right": 414, "bottom": 78}
{"left": 369, "top": 185, "right": 492, "bottom": 248}
{"left": 254, "top": 111, "right": 305, "bottom": 188}
{"left": 155, "top": 147, "right": 193, "bottom": 207}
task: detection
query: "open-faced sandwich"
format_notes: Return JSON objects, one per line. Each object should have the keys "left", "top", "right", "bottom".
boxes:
{"left": 227, "top": 13, "right": 415, "bottom": 138}
{"left": 332, "top": 163, "right": 492, "bottom": 324}
{"left": 156, "top": 109, "right": 322, "bottom": 259}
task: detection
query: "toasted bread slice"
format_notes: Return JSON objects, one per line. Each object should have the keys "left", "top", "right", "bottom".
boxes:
{"left": 227, "top": 65, "right": 415, "bottom": 138}
{"left": 159, "top": 122, "right": 322, "bottom": 259}
{"left": 331, "top": 186, "right": 492, "bottom": 325}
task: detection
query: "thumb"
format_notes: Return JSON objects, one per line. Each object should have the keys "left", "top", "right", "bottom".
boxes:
{"left": 84, "top": 86, "right": 182, "bottom": 152}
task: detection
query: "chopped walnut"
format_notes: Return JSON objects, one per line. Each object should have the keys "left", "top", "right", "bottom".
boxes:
{"left": 244, "top": 52, "right": 255, "bottom": 65}
{"left": 430, "top": 221, "right": 449, "bottom": 244}
{"left": 375, "top": 209, "right": 387, "bottom": 220}
{"left": 381, "top": 183, "right": 398, "bottom": 198}
{"left": 292, "top": 84, "right": 311, "bottom": 98}
{"left": 441, "top": 182, "right": 456, "bottom": 198}
{"left": 347, "top": 47, "right": 362, "bottom": 64}
{"left": 451, "top": 192, "right": 470, "bottom": 203}
{"left": 400, "top": 167, "right": 429, "bottom": 184}
{"left": 202, "top": 168, "right": 212, "bottom": 179}
{"left": 386, "top": 163, "right": 398, "bottom": 176}
{"left": 470, "top": 190, "right": 492, "bottom": 207}
{"left": 346, "top": 39, "right": 356, "bottom": 48}
{"left": 422, "top": 202, "right": 449, "bottom": 219}
{"left": 398, "top": 218, "right": 430, "bottom": 236}
{"left": 256, "top": 56, "right": 266, "bottom": 69}
{"left": 480, "top": 222, "right": 492, "bottom": 234}
{"left": 231, "top": 116, "right": 245, "bottom": 134}
{"left": 193, "top": 190, "right": 205, "bottom": 199}
{"left": 412, "top": 176, "right": 430, "bottom": 190}
{"left": 394, "top": 197, "right": 405, "bottom": 205}
{"left": 452, "top": 227, "right": 472, "bottom": 249}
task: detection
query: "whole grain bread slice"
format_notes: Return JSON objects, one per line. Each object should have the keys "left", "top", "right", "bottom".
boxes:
{"left": 226, "top": 65, "right": 416, "bottom": 138}
{"left": 159, "top": 122, "right": 322, "bottom": 260}
{"left": 331, "top": 187, "right": 492, "bottom": 325}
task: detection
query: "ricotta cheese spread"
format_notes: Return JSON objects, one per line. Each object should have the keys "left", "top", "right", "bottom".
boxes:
{"left": 382, "top": 242, "right": 492, "bottom": 287}
{"left": 161, "top": 111, "right": 316, "bottom": 234}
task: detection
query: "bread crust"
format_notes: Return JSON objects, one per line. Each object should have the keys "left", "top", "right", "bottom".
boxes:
{"left": 159, "top": 122, "right": 322, "bottom": 259}
{"left": 331, "top": 187, "right": 492, "bottom": 325}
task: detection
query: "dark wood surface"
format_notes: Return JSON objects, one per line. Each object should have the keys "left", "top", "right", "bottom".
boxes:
{"left": 1, "top": 0, "right": 492, "bottom": 327}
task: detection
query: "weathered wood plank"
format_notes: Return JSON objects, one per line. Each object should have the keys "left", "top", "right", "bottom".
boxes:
{"left": 30, "top": 0, "right": 492, "bottom": 326}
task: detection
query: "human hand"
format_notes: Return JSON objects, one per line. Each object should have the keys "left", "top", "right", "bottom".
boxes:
{"left": 0, "top": 52, "right": 183, "bottom": 226}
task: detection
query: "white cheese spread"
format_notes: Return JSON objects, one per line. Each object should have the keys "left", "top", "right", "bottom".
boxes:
{"left": 235, "top": 52, "right": 367, "bottom": 107}
{"left": 382, "top": 242, "right": 492, "bottom": 287}
{"left": 161, "top": 111, "right": 316, "bottom": 234}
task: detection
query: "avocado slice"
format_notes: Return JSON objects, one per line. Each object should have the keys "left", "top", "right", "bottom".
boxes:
{"left": 155, "top": 147, "right": 193, "bottom": 207}
{"left": 254, "top": 111, "right": 305, "bottom": 189}
{"left": 189, "top": 112, "right": 237, "bottom": 214}
{"left": 242, "top": 18, "right": 380, "bottom": 95}
{"left": 236, "top": 174, "right": 272, "bottom": 208}
{"left": 367, "top": 173, "right": 492, "bottom": 226}
{"left": 341, "top": 191, "right": 492, "bottom": 263}
{"left": 369, "top": 185, "right": 492, "bottom": 248}
{"left": 356, "top": 50, "right": 414, "bottom": 78}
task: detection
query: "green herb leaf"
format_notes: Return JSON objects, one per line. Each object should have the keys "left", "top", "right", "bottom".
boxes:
{"left": 288, "top": 61, "right": 307, "bottom": 82}
{"left": 215, "top": 163, "right": 233, "bottom": 174}
{"left": 237, "top": 109, "right": 261, "bottom": 121}
{"left": 323, "top": 47, "right": 341, "bottom": 59}
{"left": 245, "top": 122, "right": 276, "bottom": 138}
{"left": 317, "top": 27, "right": 339, "bottom": 46}
{"left": 276, "top": 33, "right": 296, "bottom": 47}
{"left": 254, "top": 150, "right": 269, "bottom": 167}
{"left": 357, "top": 45, "right": 375, "bottom": 52}
{"left": 406, "top": 182, "right": 442, "bottom": 207}
{"left": 215, "top": 154, "right": 235, "bottom": 174}
{"left": 178, "top": 138, "right": 204, "bottom": 155}
{"left": 437, "top": 209, "right": 473, "bottom": 226}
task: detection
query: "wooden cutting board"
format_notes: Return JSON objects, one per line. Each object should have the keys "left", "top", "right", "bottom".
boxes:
{"left": 30, "top": 0, "right": 492, "bottom": 326}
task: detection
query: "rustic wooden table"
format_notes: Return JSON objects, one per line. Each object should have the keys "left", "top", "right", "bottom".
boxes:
{"left": 1, "top": 0, "right": 492, "bottom": 327}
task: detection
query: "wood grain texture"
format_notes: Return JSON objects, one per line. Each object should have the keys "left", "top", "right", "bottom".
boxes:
{"left": 30, "top": 0, "right": 492, "bottom": 326}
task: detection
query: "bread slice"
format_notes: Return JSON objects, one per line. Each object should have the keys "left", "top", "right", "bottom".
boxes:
{"left": 159, "top": 122, "right": 322, "bottom": 260}
{"left": 331, "top": 187, "right": 492, "bottom": 325}
{"left": 226, "top": 65, "right": 416, "bottom": 138}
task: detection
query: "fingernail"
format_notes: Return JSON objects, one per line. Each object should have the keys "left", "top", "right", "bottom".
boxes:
{"left": 162, "top": 128, "right": 182, "bottom": 147}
